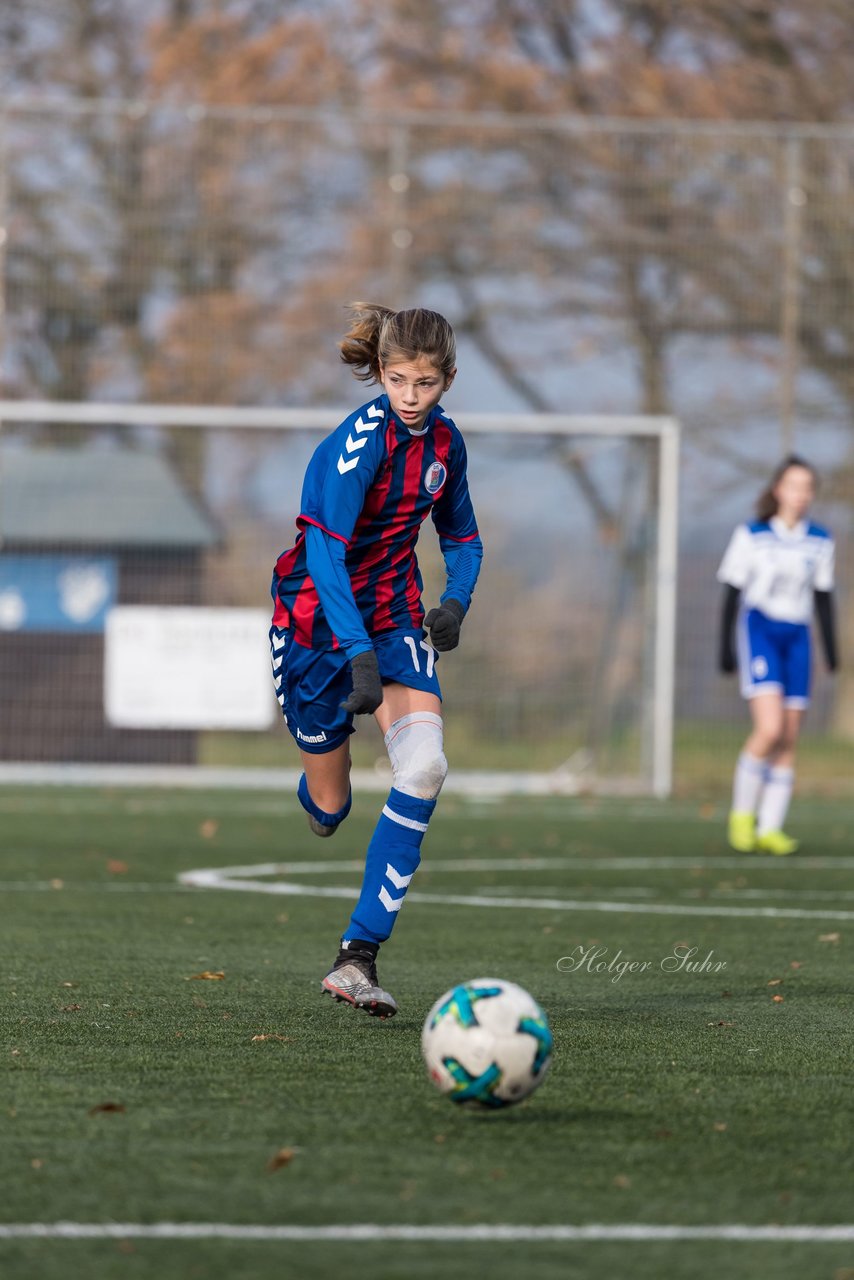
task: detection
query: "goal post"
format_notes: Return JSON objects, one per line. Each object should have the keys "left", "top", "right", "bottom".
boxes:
{"left": 0, "top": 400, "right": 679, "bottom": 796}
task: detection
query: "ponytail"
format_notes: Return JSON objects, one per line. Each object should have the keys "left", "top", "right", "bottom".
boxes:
{"left": 338, "top": 303, "right": 395, "bottom": 384}
{"left": 339, "top": 303, "right": 457, "bottom": 385}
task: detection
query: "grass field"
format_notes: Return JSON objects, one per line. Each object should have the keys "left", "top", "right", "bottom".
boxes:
{"left": 199, "top": 719, "right": 854, "bottom": 797}
{"left": 3, "top": 784, "right": 854, "bottom": 1280}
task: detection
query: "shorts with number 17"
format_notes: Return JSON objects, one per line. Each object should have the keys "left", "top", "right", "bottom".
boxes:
{"left": 269, "top": 625, "right": 443, "bottom": 754}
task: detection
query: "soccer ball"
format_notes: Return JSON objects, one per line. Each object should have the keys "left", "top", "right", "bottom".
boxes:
{"left": 421, "top": 978, "right": 553, "bottom": 1109}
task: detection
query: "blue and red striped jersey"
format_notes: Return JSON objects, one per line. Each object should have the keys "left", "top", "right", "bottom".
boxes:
{"left": 271, "top": 394, "right": 481, "bottom": 650}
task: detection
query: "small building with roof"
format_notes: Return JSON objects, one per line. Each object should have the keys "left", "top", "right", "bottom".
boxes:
{"left": 0, "top": 445, "right": 219, "bottom": 762}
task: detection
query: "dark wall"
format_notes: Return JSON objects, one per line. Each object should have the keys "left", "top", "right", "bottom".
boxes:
{"left": 0, "top": 546, "right": 205, "bottom": 763}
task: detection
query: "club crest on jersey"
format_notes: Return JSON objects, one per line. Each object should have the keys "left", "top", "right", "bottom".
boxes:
{"left": 424, "top": 461, "right": 447, "bottom": 494}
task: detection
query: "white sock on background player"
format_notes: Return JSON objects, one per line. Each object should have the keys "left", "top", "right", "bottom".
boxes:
{"left": 732, "top": 750, "right": 767, "bottom": 814}
{"left": 757, "top": 765, "right": 794, "bottom": 835}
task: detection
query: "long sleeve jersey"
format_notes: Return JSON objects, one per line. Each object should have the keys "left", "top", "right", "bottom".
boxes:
{"left": 271, "top": 394, "right": 483, "bottom": 658}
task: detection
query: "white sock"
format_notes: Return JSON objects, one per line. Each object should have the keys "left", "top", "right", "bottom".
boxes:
{"left": 732, "top": 752, "right": 767, "bottom": 815}
{"left": 757, "top": 766, "right": 794, "bottom": 835}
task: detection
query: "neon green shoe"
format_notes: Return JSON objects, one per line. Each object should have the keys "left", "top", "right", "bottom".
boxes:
{"left": 755, "top": 829, "right": 799, "bottom": 856}
{"left": 727, "top": 810, "right": 757, "bottom": 853}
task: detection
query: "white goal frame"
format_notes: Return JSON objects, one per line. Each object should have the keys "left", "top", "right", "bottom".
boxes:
{"left": 0, "top": 400, "right": 679, "bottom": 797}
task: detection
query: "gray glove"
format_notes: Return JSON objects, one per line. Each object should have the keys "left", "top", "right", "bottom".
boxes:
{"left": 424, "top": 598, "right": 465, "bottom": 652}
{"left": 341, "top": 649, "right": 383, "bottom": 715}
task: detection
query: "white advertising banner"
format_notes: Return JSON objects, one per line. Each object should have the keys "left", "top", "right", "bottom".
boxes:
{"left": 105, "top": 607, "right": 275, "bottom": 730}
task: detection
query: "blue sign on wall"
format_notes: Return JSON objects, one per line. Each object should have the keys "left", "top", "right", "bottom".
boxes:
{"left": 0, "top": 555, "right": 118, "bottom": 633}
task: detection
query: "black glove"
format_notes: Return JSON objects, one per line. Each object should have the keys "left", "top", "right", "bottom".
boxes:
{"left": 341, "top": 649, "right": 383, "bottom": 715}
{"left": 424, "top": 598, "right": 465, "bottom": 652}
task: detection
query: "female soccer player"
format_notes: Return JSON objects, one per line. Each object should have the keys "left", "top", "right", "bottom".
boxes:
{"left": 270, "top": 304, "right": 482, "bottom": 1017}
{"left": 718, "top": 455, "right": 837, "bottom": 854}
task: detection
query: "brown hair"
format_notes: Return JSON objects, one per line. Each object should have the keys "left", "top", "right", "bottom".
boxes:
{"left": 339, "top": 303, "right": 457, "bottom": 384}
{"left": 756, "top": 454, "right": 817, "bottom": 522}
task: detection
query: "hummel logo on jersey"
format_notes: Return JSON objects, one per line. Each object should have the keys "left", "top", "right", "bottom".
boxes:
{"left": 296, "top": 727, "right": 328, "bottom": 744}
{"left": 337, "top": 403, "right": 384, "bottom": 475}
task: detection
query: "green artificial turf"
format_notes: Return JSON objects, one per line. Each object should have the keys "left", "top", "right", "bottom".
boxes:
{"left": 2, "top": 787, "right": 853, "bottom": 1280}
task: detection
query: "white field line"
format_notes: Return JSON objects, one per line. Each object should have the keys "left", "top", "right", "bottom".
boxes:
{"left": 0, "top": 764, "right": 589, "bottom": 796}
{"left": 9, "top": 852, "right": 854, "bottom": 876}
{"left": 1, "top": 1222, "right": 853, "bottom": 1243}
{"left": 4, "top": 879, "right": 854, "bottom": 907}
{"left": 8, "top": 851, "right": 854, "bottom": 878}
{"left": 177, "top": 860, "right": 854, "bottom": 921}
{"left": 182, "top": 855, "right": 854, "bottom": 874}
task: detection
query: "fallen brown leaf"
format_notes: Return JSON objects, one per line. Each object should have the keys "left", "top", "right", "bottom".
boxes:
{"left": 818, "top": 933, "right": 840, "bottom": 944}
{"left": 88, "top": 1102, "right": 126, "bottom": 1116}
{"left": 199, "top": 820, "right": 219, "bottom": 839}
{"left": 266, "top": 1147, "right": 298, "bottom": 1173}
{"left": 187, "top": 971, "right": 225, "bottom": 981}
{"left": 790, "top": 961, "right": 802, "bottom": 969}
{"left": 772, "top": 994, "right": 785, "bottom": 1003}
{"left": 61, "top": 1004, "right": 82, "bottom": 1012}
{"left": 613, "top": 1174, "right": 631, "bottom": 1189}
{"left": 251, "top": 1034, "right": 293, "bottom": 1043}
{"left": 713, "top": 1122, "right": 728, "bottom": 1132}
{"left": 767, "top": 978, "right": 783, "bottom": 987}
{"left": 106, "top": 860, "right": 129, "bottom": 875}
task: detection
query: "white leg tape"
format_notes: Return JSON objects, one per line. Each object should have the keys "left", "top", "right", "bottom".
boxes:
{"left": 384, "top": 711, "right": 447, "bottom": 800}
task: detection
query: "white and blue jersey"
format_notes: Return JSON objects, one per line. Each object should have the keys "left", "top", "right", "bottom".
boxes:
{"left": 717, "top": 516, "right": 835, "bottom": 707}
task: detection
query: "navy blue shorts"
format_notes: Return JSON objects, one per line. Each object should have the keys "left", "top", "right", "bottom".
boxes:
{"left": 269, "top": 626, "right": 442, "bottom": 754}
{"left": 737, "top": 608, "right": 811, "bottom": 709}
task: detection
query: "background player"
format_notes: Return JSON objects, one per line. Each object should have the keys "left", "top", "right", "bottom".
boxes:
{"left": 718, "top": 455, "right": 837, "bottom": 854}
{"left": 270, "top": 304, "right": 482, "bottom": 1017}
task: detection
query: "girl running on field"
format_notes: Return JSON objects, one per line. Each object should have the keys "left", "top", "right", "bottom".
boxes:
{"left": 270, "top": 304, "right": 482, "bottom": 1016}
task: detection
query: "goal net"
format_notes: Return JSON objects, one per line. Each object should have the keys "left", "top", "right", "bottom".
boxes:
{"left": 0, "top": 401, "right": 678, "bottom": 796}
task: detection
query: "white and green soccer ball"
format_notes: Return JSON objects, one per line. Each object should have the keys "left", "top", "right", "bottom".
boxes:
{"left": 421, "top": 978, "right": 553, "bottom": 1109}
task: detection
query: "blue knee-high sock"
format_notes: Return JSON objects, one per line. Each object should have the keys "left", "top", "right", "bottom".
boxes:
{"left": 297, "top": 773, "right": 352, "bottom": 828}
{"left": 343, "top": 787, "right": 436, "bottom": 945}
